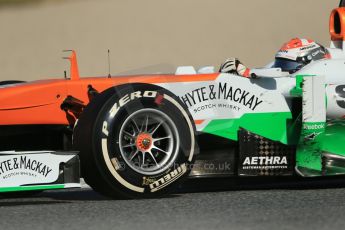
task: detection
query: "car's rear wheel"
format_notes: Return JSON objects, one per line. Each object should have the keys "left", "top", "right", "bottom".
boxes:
{"left": 73, "top": 83, "right": 197, "bottom": 199}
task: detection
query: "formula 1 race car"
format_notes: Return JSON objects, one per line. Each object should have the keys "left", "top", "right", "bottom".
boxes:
{"left": 2, "top": 1, "right": 345, "bottom": 199}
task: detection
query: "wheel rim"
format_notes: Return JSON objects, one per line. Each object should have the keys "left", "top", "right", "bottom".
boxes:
{"left": 118, "top": 108, "right": 180, "bottom": 175}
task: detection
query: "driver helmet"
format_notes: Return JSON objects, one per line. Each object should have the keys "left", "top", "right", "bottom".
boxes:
{"left": 273, "top": 38, "right": 331, "bottom": 73}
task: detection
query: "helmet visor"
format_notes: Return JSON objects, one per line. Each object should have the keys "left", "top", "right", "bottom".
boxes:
{"left": 273, "top": 58, "right": 303, "bottom": 73}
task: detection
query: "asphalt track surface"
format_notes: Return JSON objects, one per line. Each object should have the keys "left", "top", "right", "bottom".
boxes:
{"left": 1, "top": 178, "right": 345, "bottom": 230}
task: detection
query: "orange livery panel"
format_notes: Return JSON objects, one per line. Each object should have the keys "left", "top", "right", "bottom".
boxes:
{"left": 0, "top": 73, "right": 218, "bottom": 126}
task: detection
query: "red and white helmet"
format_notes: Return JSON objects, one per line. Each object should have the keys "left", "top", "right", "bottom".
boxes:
{"left": 273, "top": 38, "right": 331, "bottom": 73}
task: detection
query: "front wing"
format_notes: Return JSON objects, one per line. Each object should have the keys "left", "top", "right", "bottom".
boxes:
{"left": 0, "top": 151, "right": 80, "bottom": 193}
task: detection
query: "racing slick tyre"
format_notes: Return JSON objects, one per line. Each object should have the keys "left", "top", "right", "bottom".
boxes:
{"left": 73, "top": 83, "right": 197, "bottom": 199}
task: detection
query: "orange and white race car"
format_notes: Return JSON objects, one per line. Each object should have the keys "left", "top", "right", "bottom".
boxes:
{"left": 2, "top": 1, "right": 345, "bottom": 199}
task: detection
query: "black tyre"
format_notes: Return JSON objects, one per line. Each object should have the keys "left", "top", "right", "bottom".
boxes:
{"left": 73, "top": 83, "right": 197, "bottom": 199}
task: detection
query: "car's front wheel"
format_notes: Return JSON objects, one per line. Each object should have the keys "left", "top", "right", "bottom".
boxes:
{"left": 74, "top": 84, "right": 197, "bottom": 199}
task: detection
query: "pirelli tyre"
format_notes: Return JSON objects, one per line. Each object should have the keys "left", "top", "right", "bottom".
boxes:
{"left": 73, "top": 83, "right": 197, "bottom": 199}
